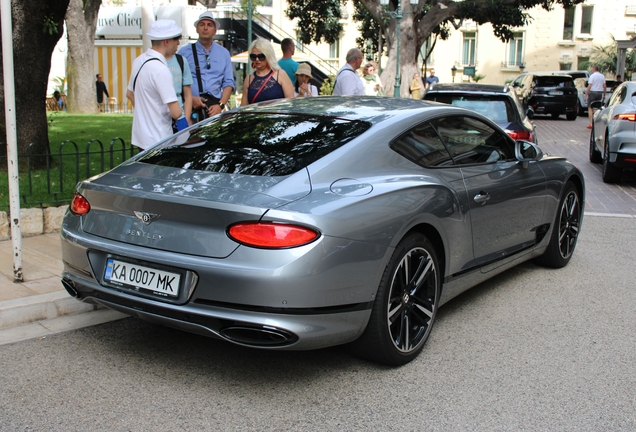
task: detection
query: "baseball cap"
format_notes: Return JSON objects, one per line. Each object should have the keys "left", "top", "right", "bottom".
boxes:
{"left": 194, "top": 11, "right": 220, "bottom": 29}
{"left": 146, "top": 19, "right": 182, "bottom": 40}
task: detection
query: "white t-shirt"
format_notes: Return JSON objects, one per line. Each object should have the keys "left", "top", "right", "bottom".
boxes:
{"left": 294, "top": 83, "right": 318, "bottom": 97}
{"left": 588, "top": 71, "right": 606, "bottom": 92}
{"left": 333, "top": 64, "right": 365, "bottom": 96}
{"left": 127, "top": 49, "right": 178, "bottom": 149}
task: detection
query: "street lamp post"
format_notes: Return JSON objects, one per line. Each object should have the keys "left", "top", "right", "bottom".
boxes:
{"left": 380, "top": 0, "right": 418, "bottom": 97}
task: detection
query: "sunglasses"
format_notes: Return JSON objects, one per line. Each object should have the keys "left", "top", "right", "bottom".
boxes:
{"left": 249, "top": 53, "right": 266, "bottom": 61}
{"left": 206, "top": 55, "right": 210, "bottom": 70}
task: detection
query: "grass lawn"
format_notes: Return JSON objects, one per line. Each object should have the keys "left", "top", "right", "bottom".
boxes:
{"left": 1, "top": 113, "right": 135, "bottom": 212}
{"left": 48, "top": 112, "right": 132, "bottom": 147}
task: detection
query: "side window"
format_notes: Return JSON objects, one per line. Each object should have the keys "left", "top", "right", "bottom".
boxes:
{"left": 608, "top": 86, "right": 626, "bottom": 107}
{"left": 391, "top": 123, "right": 455, "bottom": 168}
{"left": 432, "top": 116, "right": 514, "bottom": 166}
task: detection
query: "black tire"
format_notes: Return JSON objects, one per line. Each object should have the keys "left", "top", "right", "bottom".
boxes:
{"left": 349, "top": 233, "right": 440, "bottom": 366}
{"left": 588, "top": 126, "right": 602, "bottom": 163}
{"left": 535, "top": 182, "right": 581, "bottom": 268}
{"left": 566, "top": 111, "right": 577, "bottom": 121}
{"left": 578, "top": 104, "right": 586, "bottom": 116}
{"left": 601, "top": 133, "right": 622, "bottom": 183}
{"left": 551, "top": 113, "right": 560, "bottom": 119}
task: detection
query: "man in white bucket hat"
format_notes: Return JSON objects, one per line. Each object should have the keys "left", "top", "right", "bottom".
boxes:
{"left": 178, "top": 11, "right": 234, "bottom": 122}
{"left": 126, "top": 20, "right": 187, "bottom": 149}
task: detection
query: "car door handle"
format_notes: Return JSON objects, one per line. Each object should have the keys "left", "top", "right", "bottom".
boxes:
{"left": 474, "top": 192, "right": 490, "bottom": 205}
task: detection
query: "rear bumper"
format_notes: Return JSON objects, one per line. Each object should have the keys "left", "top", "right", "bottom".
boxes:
{"left": 60, "top": 224, "right": 387, "bottom": 350}
{"left": 62, "top": 273, "right": 372, "bottom": 350}
{"left": 608, "top": 135, "right": 636, "bottom": 168}
{"left": 530, "top": 97, "right": 578, "bottom": 114}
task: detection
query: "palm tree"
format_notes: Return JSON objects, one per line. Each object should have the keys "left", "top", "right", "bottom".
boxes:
{"left": 579, "top": 38, "right": 636, "bottom": 76}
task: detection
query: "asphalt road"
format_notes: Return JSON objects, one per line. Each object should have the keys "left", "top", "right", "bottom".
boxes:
{"left": 1, "top": 116, "right": 635, "bottom": 430}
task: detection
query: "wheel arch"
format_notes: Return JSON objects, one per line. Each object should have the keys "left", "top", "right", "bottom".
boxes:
{"left": 566, "top": 173, "right": 584, "bottom": 200}
{"left": 405, "top": 223, "right": 446, "bottom": 282}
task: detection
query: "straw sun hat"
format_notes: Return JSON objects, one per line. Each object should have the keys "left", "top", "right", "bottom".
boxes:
{"left": 294, "top": 63, "right": 313, "bottom": 79}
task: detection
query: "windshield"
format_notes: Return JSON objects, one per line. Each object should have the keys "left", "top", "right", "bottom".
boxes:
{"left": 136, "top": 113, "right": 371, "bottom": 176}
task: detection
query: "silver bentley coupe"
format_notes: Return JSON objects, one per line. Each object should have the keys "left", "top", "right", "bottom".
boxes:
{"left": 61, "top": 97, "right": 584, "bottom": 365}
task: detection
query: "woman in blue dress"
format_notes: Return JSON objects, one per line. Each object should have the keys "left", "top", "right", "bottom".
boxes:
{"left": 241, "top": 38, "right": 294, "bottom": 105}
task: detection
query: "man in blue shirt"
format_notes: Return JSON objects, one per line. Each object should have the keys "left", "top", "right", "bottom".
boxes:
{"left": 278, "top": 38, "right": 299, "bottom": 86}
{"left": 425, "top": 69, "right": 439, "bottom": 89}
{"left": 167, "top": 54, "right": 193, "bottom": 125}
{"left": 178, "top": 12, "right": 234, "bottom": 120}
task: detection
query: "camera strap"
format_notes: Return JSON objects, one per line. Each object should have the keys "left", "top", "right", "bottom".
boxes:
{"left": 132, "top": 58, "right": 161, "bottom": 91}
{"left": 191, "top": 43, "right": 205, "bottom": 95}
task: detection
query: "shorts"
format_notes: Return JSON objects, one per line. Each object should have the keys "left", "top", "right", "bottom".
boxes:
{"left": 588, "top": 91, "right": 603, "bottom": 104}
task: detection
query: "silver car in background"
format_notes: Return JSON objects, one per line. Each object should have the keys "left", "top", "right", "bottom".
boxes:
{"left": 589, "top": 81, "right": 636, "bottom": 182}
{"left": 61, "top": 97, "right": 585, "bottom": 365}
{"left": 575, "top": 77, "right": 617, "bottom": 115}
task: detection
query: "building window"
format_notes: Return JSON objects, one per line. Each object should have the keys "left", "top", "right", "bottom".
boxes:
{"left": 580, "top": 6, "right": 593, "bottom": 34}
{"left": 419, "top": 36, "right": 435, "bottom": 65}
{"left": 559, "top": 63, "right": 572, "bottom": 71}
{"left": 563, "top": 7, "right": 574, "bottom": 40}
{"left": 295, "top": 31, "right": 304, "bottom": 52}
{"left": 505, "top": 32, "right": 524, "bottom": 67}
{"left": 577, "top": 56, "right": 589, "bottom": 70}
{"left": 462, "top": 32, "right": 476, "bottom": 66}
{"left": 329, "top": 40, "right": 340, "bottom": 59}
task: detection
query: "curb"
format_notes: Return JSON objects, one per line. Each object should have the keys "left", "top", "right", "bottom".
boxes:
{"left": 0, "top": 290, "right": 101, "bottom": 330}
{"left": 0, "top": 205, "right": 68, "bottom": 241}
{"left": 0, "top": 308, "right": 129, "bottom": 346}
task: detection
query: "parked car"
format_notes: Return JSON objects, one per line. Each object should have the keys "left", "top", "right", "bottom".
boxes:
{"left": 574, "top": 77, "right": 618, "bottom": 115}
{"left": 589, "top": 81, "right": 636, "bottom": 183}
{"left": 61, "top": 97, "right": 585, "bottom": 366}
{"left": 423, "top": 83, "right": 537, "bottom": 144}
{"left": 512, "top": 73, "right": 578, "bottom": 120}
{"left": 535, "top": 70, "right": 590, "bottom": 80}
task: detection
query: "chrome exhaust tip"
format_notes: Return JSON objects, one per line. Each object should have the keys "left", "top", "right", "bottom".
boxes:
{"left": 61, "top": 278, "right": 79, "bottom": 298}
{"left": 220, "top": 325, "right": 297, "bottom": 347}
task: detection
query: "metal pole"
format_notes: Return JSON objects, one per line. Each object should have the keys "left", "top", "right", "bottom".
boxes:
{"left": 1, "top": 0, "right": 23, "bottom": 282}
{"left": 141, "top": 0, "right": 153, "bottom": 52}
{"left": 247, "top": 0, "right": 253, "bottom": 74}
{"left": 393, "top": 0, "right": 402, "bottom": 97}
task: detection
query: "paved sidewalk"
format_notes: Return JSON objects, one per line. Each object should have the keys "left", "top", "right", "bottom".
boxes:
{"left": 0, "top": 115, "right": 634, "bottom": 345}
{"left": 0, "top": 233, "right": 127, "bottom": 345}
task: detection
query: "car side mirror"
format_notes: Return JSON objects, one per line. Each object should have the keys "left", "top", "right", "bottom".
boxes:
{"left": 589, "top": 100, "right": 603, "bottom": 110}
{"left": 526, "top": 107, "right": 534, "bottom": 119}
{"left": 515, "top": 140, "right": 543, "bottom": 168}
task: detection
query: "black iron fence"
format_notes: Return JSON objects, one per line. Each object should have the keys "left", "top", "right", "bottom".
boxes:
{"left": 1, "top": 138, "right": 139, "bottom": 213}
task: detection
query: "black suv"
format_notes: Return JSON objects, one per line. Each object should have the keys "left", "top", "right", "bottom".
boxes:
{"left": 511, "top": 73, "right": 578, "bottom": 120}
{"left": 422, "top": 83, "right": 537, "bottom": 143}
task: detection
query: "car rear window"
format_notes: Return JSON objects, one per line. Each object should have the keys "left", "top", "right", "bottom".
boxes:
{"left": 136, "top": 113, "right": 371, "bottom": 176}
{"left": 423, "top": 94, "right": 515, "bottom": 123}
{"left": 535, "top": 76, "right": 575, "bottom": 88}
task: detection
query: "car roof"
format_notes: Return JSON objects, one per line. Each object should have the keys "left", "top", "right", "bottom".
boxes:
{"left": 529, "top": 73, "right": 575, "bottom": 79}
{"left": 525, "top": 70, "right": 588, "bottom": 76}
{"left": 237, "top": 96, "right": 450, "bottom": 125}
{"left": 425, "top": 83, "right": 510, "bottom": 94}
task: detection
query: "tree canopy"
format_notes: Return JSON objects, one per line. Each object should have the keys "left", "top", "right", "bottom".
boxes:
{"left": 0, "top": 0, "right": 69, "bottom": 159}
{"left": 286, "top": 0, "right": 586, "bottom": 96}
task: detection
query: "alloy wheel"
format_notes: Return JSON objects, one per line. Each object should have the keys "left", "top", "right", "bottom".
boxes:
{"left": 557, "top": 190, "right": 580, "bottom": 260}
{"left": 386, "top": 246, "right": 438, "bottom": 353}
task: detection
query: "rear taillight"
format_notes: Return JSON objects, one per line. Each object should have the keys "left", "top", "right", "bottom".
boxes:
{"left": 227, "top": 222, "right": 319, "bottom": 249}
{"left": 70, "top": 193, "right": 90, "bottom": 215}
{"left": 614, "top": 113, "right": 636, "bottom": 121}
{"left": 506, "top": 130, "right": 532, "bottom": 141}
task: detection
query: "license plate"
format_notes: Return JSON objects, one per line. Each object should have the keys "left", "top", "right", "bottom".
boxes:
{"left": 104, "top": 258, "right": 180, "bottom": 297}
{"left": 549, "top": 91, "right": 563, "bottom": 95}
